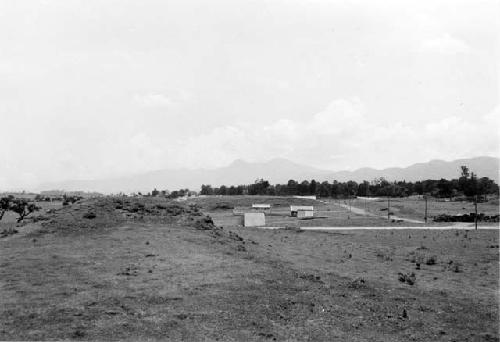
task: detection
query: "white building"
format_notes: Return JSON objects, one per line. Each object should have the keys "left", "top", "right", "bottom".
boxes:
{"left": 297, "top": 210, "right": 314, "bottom": 218}
{"left": 252, "top": 204, "right": 271, "bottom": 213}
{"left": 244, "top": 212, "right": 265, "bottom": 227}
{"left": 290, "top": 205, "right": 314, "bottom": 217}
{"left": 293, "top": 195, "right": 317, "bottom": 200}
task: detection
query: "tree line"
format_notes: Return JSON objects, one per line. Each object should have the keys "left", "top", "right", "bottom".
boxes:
{"left": 200, "top": 166, "right": 498, "bottom": 200}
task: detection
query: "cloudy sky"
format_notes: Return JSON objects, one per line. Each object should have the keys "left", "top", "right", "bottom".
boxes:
{"left": 0, "top": 0, "right": 498, "bottom": 190}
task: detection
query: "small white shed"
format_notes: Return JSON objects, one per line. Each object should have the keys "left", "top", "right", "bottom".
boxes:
{"left": 244, "top": 212, "right": 265, "bottom": 227}
{"left": 297, "top": 210, "right": 314, "bottom": 218}
{"left": 293, "top": 195, "right": 317, "bottom": 200}
{"left": 290, "top": 205, "right": 314, "bottom": 217}
{"left": 252, "top": 204, "right": 271, "bottom": 213}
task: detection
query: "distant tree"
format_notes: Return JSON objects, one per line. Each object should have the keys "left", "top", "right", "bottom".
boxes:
{"left": 248, "top": 179, "right": 270, "bottom": 195}
{"left": 460, "top": 165, "right": 470, "bottom": 178}
{"left": 477, "top": 177, "right": 499, "bottom": 197}
{"left": 357, "top": 181, "right": 370, "bottom": 197}
{"left": 318, "top": 181, "right": 331, "bottom": 198}
{"left": 331, "top": 180, "right": 341, "bottom": 198}
{"left": 287, "top": 180, "right": 298, "bottom": 196}
{"left": 437, "top": 178, "right": 454, "bottom": 199}
{"left": 298, "top": 180, "right": 310, "bottom": 195}
{"left": 151, "top": 188, "right": 160, "bottom": 197}
{"left": 219, "top": 185, "right": 228, "bottom": 196}
{"left": 413, "top": 181, "right": 424, "bottom": 195}
{"left": 9, "top": 199, "right": 40, "bottom": 223}
{"left": 0, "top": 196, "right": 13, "bottom": 221}
{"left": 346, "top": 181, "right": 358, "bottom": 197}
{"left": 463, "top": 172, "right": 478, "bottom": 197}
{"left": 309, "top": 180, "right": 318, "bottom": 196}
{"left": 200, "top": 184, "right": 214, "bottom": 196}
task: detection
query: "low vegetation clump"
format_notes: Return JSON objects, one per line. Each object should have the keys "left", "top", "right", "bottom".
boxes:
{"left": 375, "top": 248, "right": 394, "bottom": 262}
{"left": 425, "top": 255, "right": 437, "bottom": 265}
{"left": 446, "top": 260, "right": 463, "bottom": 273}
{"left": 82, "top": 211, "right": 97, "bottom": 219}
{"left": 434, "top": 213, "right": 499, "bottom": 223}
{"left": 193, "top": 216, "right": 216, "bottom": 230}
{"left": 398, "top": 272, "right": 416, "bottom": 285}
{"left": 211, "top": 202, "right": 234, "bottom": 210}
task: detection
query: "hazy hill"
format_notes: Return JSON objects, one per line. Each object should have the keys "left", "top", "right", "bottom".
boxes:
{"left": 37, "top": 156, "right": 499, "bottom": 193}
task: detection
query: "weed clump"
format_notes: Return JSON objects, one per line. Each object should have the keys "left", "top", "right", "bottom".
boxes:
{"left": 194, "top": 216, "right": 216, "bottom": 230}
{"left": 398, "top": 272, "right": 416, "bottom": 285}
{"left": 348, "top": 277, "right": 366, "bottom": 289}
{"left": 211, "top": 202, "right": 234, "bottom": 210}
{"left": 446, "top": 260, "right": 462, "bottom": 273}
{"left": 425, "top": 255, "right": 437, "bottom": 265}
{"left": 83, "top": 212, "right": 97, "bottom": 219}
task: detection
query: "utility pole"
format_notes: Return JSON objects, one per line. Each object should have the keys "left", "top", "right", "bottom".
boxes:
{"left": 387, "top": 196, "right": 391, "bottom": 220}
{"left": 365, "top": 183, "right": 368, "bottom": 212}
{"left": 474, "top": 194, "right": 478, "bottom": 230}
{"left": 424, "top": 195, "right": 428, "bottom": 224}
{"left": 472, "top": 171, "right": 478, "bottom": 230}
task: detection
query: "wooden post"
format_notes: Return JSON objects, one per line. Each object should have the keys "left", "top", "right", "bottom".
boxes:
{"left": 424, "top": 195, "right": 428, "bottom": 224}
{"left": 474, "top": 195, "right": 478, "bottom": 230}
{"left": 388, "top": 196, "right": 391, "bottom": 220}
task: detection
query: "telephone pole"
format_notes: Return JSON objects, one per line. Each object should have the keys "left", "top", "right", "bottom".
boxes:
{"left": 387, "top": 196, "right": 391, "bottom": 220}
{"left": 474, "top": 194, "right": 478, "bottom": 230}
{"left": 424, "top": 195, "right": 428, "bottom": 224}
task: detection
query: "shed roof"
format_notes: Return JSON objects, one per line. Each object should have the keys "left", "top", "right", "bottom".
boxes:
{"left": 290, "top": 205, "right": 314, "bottom": 211}
{"left": 252, "top": 204, "right": 271, "bottom": 208}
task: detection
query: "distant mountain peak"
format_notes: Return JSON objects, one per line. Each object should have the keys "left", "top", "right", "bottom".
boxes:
{"left": 228, "top": 159, "right": 248, "bottom": 167}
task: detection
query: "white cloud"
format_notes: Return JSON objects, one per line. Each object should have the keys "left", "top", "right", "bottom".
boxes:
{"left": 161, "top": 99, "right": 499, "bottom": 171}
{"left": 133, "top": 93, "right": 174, "bottom": 108}
{"left": 420, "top": 33, "right": 472, "bottom": 54}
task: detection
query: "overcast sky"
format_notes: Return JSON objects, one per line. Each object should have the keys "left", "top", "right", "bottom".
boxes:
{"left": 0, "top": 0, "right": 498, "bottom": 190}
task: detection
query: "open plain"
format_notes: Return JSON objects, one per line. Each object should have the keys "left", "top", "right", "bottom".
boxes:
{"left": 0, "top": 196, "right": 498, "bottom": 341}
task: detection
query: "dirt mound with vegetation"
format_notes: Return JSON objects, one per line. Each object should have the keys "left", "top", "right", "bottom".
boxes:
{"left": 36, "top": 197, "right": 213, "bottom": 234}
{"left": 34, "top": 196, "right": 248, "bottom": 250}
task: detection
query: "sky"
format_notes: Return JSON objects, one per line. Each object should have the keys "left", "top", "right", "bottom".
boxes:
{"left": 0, "top": 0, "right": 499, "bottom": 190}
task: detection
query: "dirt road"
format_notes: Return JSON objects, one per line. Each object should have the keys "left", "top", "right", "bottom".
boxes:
{"left": 337, "top": 202, "right": 425, "bottom": 224}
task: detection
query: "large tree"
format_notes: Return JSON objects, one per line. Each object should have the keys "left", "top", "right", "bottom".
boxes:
{"left": 9, "top": 199, "right": 40, "bottom": 223}
{"left": 0, "top": 196, "right": 13, "bottom": 221}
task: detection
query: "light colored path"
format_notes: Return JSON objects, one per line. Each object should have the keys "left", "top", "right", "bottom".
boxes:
{"left": 336, "top": 202, "right": 425, "bottom": 224}
{"left": 257, "top": 225, "right": 498, "bottom": 230}
{"left": 299, "top": 225, "right": 498, "bottom": 230}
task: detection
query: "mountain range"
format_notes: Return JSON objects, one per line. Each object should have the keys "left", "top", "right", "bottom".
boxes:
{"left": 37, "top": 156, "right": 499, "bottom": 194}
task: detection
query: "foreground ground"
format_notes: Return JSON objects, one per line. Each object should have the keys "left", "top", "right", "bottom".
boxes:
{"left": 0, "top": 197, "right": 498, "bottom": 341}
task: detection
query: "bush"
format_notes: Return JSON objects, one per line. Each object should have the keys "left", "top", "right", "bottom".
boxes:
{"left": 83, "top": 212, "right": 97, "bottom": 219}
{"left": 398, "top": 272, "right": 416, "bottom": 285}
{"left": 425, "top": 255, "right": 437, "bottom": 265}
{"left": 211, "top": 202, "right": 234, "bottom": 210}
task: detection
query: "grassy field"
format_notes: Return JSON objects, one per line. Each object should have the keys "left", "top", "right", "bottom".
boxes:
{"left": 350, "top": 196, "right": 499, "bottom": 223}
{"left": 197, "top": 195, "right": 499, "bottom": 228}
{"left": 0, "top": 196, "right": 498, "bottom": 341}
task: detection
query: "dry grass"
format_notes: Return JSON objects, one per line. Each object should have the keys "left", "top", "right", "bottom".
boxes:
{"left": 351, "top": 196, "right": 499, "bottom": 224}
{"left": 0, "top": 196, "right": 498, "bottom": 341}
